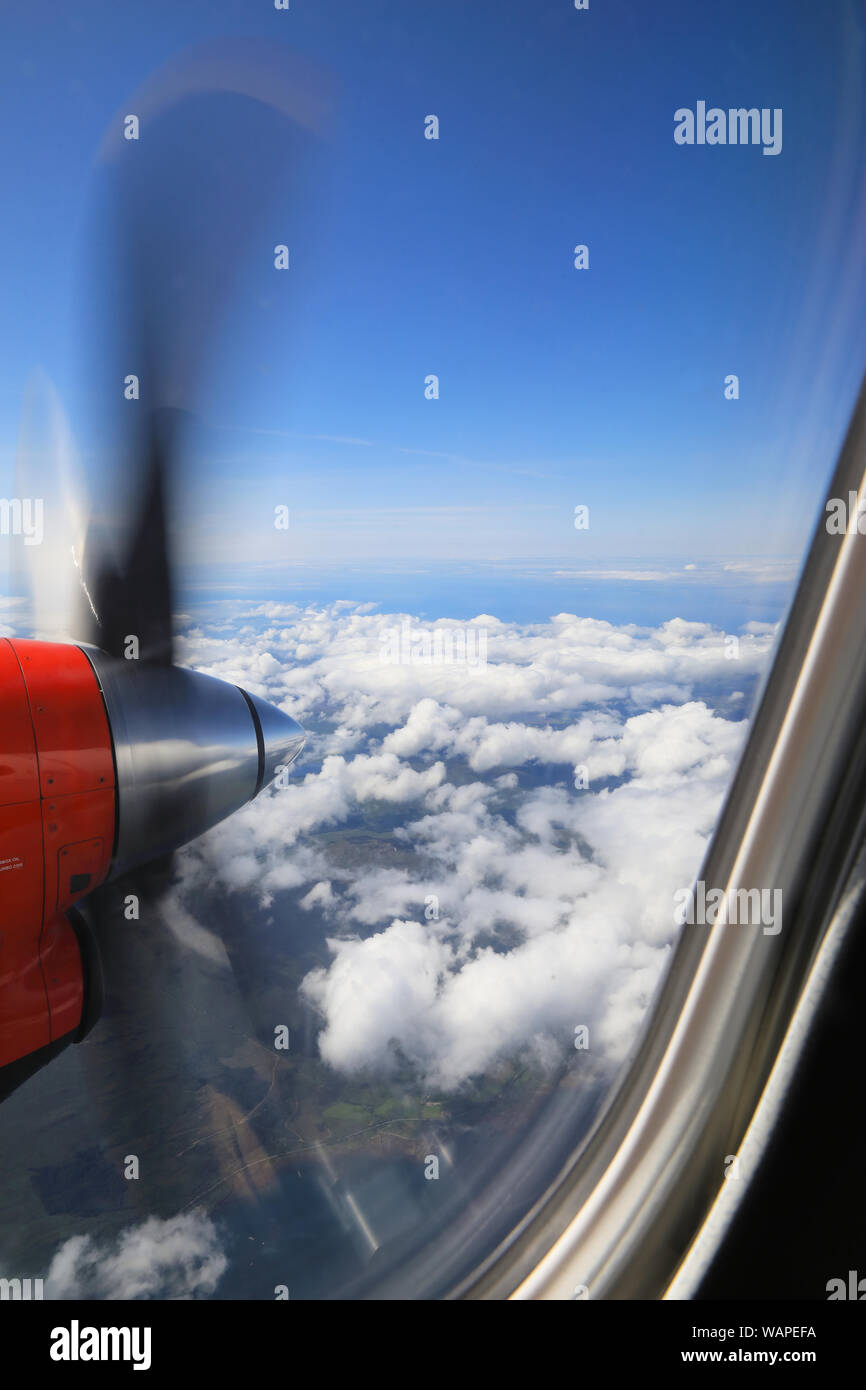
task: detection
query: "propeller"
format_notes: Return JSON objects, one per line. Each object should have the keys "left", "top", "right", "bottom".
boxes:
{"left": 11, "top": 38, "right": 332, "bottom": 1205}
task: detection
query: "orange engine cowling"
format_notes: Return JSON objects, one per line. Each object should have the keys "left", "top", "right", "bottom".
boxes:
{"left": 0, "top": 634, "right": 305, "bottom": 1098}
{"left": 0, "top": 638, "right": 115, "bottom": 1073}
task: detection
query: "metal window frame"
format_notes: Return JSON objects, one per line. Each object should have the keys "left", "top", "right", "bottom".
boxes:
{"left": 455, "top": 377, "right": 866, "bottom": 1301}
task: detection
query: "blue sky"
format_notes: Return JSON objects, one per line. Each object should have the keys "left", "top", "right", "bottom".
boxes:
{"left": 2, "top": 0, "right": 866, "bottom": 606}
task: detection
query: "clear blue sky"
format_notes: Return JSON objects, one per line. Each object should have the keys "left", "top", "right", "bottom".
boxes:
{"left": 2, "top": 0, "right": 866, "bottom": 578}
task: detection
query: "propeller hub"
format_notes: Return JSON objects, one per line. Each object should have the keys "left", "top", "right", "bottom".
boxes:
{"left": 81, "top": 647, "right": 304, "bottom": 876}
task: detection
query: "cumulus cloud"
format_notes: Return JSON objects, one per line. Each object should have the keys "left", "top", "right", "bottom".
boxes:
{"left": 42, "top": 1211, "right": 227, "bottom": 1300}
{"left": 176, "top": 604, "right": 773, "bottom": 731}
{"left": 172, "top": 600, "right": 774, "bottom": 1090}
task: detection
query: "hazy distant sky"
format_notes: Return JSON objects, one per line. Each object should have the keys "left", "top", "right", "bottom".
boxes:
{"left": 2, "top": 0, "right": 866, "bottom": 574}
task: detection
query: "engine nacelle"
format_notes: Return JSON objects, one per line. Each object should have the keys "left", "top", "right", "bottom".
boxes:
{"left": 0, "top": 637, "right": 304, "bottom": 1082}
{"left": 82, "top": 647, "right": 304, "bottom": 876}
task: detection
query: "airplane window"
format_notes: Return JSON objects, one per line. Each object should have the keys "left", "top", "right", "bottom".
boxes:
{"left": 1, "top": 0, "right": 865, "bottom": 1315}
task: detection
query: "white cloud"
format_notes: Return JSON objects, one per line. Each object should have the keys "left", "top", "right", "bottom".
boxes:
{"left": 41, "top": 1211, "right": 226, "bottom": 1300}
{"left": 300, "top": 879, "right": 335, "bottom": 911}
{"left": 172, "top": 600, "right": 772, "bottom": 1090}
{"left": 176, "top": 603, "right": 774, "bottom": 732}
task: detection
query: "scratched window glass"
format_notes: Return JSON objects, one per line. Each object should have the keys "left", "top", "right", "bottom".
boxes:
{"left": 1, "top": 0, "right": 865, "bottom": 1300}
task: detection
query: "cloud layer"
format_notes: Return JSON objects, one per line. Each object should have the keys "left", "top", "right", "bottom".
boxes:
{"left": 170, "top": 600, "right": 773, "bottom": 1090}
